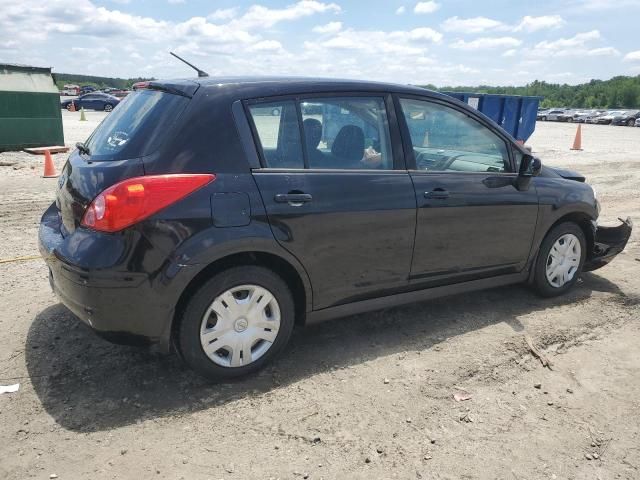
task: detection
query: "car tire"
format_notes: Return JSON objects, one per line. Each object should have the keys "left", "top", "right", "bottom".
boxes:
{"left": 177, "top": 266, "right": 295, "bottom": 380}
{"left": 104, "top": 104, "right": 113, "bottom": 112}
{"left": 627, "top": 119, "right": 635, "bottom": 127}
{"left": 567, "top": 117, "right": 573, "bottom": 123}
{"left": 66, "top": 103, "right": 74, "bottom": 111}
{"left": 540, "top": 116, "right": 546, "bottom": 121}
{"left": 533, "top": 222, "right": 586, "bottom": 298}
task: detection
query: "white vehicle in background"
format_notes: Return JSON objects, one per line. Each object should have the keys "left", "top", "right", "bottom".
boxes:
{"left": 538, "top": 109, "right": 565, "bottom": 121}
{"left": 635, "top": 117, "right": 640, "bottom": 127}
{"left": 61, "top": 84, "right": 80, "bottom": 96}
{"left": 594, "top": 111, "right": 627, "bottom": 125}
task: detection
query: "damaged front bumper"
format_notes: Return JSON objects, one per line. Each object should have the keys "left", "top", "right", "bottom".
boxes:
{"left": 583, "top": 217, "right": 633, "bottom": 272}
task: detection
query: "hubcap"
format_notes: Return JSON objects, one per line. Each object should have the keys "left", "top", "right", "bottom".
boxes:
{"left": 200, "top": 284, "right": 281, "bottom": 368}
{"left": 546, "top": 233, "right": 581, "bottom": 288}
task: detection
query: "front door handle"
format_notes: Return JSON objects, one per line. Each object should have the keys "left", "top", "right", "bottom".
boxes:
{"left": 424, "top": 189, "right": 449, "bottom": 200}
{"left": 274, "top": 193, "right": 313, "bottom": 205}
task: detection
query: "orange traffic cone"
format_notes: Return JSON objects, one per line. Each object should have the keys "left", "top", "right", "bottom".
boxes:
{"left": 570, "top": 124, "right": 583, "bottom": 151}
{"left": 69, "top": 101, "right": 76, "bottom": 112}
{"left": 42, "top": 150, "right": 58, "bottom": 178}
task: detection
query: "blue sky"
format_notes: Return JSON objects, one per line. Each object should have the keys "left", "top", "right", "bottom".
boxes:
{"left": 1, "top": 0, "right": 639, "bottom": 86}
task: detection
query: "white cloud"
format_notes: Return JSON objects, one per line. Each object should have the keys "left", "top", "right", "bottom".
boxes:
{"left": 396, "top": 6, "right": 406, "bottom": 15}
{"left": 442, "top": 14, "right": 565, "bottom": 34}
{"left": 533, "top": 30, "right": 602, "bottom": 57}
{"left": 232, "top": 1, "right": 341, "bottom": 29}
{"left": 581, "top": 0, "right": 640, "bottom": 9}
{"left": 514, "top": 15, "right": 565, "bottom": 32}
{"left": 208, "top": 8, "right": 238, "bottom": 21}
{"left": 450, "top": 36, "right": 522, "bottom": 50}
{"left": 502, "top": 48, "right": 518, "bottom": 57}
{"left": 408, "top": 27, "right": 443, "bottom": 43}
{"left": 587, "top": 47, "right": 620, "bottom": 56}
{"left": 167, "top": 0, "right": 185, "bottom": 4}
{"left": 247, "top": 40, "right": 284, "bottom": 52}
{"left": 441, "top": 16, "right": 505, "bottom": 34}
{"left": 624, "top": 50, "right": 640, "bottom": 62}
{"left": 414, "top": 1, "right": 440, "bottom": 14}
{"left": 312, "top": 21, "right": 342, "bottom": 34}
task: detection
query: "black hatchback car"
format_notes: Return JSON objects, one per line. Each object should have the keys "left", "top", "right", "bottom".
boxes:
{"left": 39, "top": 77, "right": 632, "bottom": 379}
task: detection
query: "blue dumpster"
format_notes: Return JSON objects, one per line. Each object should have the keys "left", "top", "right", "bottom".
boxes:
{"left": 442, "top": 92, "right": 542, "bottom": 143}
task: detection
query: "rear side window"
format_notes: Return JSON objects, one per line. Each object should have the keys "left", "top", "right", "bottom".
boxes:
{"left": 248, "top": 101, "right": 304, "bottom": 169}
{"left": 248, "top": 96, "right": 393, "bottom": 170}
{"left": 301, "top": 97, "right": 392, "bottom": 170}
{"left": 84, "top": 89, "right": 189, "bottom": 161}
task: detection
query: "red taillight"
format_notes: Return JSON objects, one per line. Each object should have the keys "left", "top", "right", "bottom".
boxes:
{"left": 81, "top": 174, "right": 215, "bottom": 233}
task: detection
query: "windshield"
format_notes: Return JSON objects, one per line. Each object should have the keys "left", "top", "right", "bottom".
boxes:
{"left": 84, "top": 89, "right": 189, "bottom": 161}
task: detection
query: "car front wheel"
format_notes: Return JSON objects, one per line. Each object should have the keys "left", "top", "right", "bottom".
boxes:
{"left": 533, "top": 222, "right": 586, "bottom": 297}
{"left": 104, "top": 104, "right": 114, "bottom": 112}
{"left": 177, "top": 266, "right": 295, "bottom": 380}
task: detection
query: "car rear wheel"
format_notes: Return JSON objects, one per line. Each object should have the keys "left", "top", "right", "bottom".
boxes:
{"left": 104, "top": 104, "right": 113, "bottom": 112}
{"left": 66, "top": 103, "right": 75, "bottom": 111}
{"left": 533, "top": 222, "right": 586, "bottom": 297}
{"left": 177, "top": 266, "right": 295, "bottom": 380}
{"left": 627, "top": 119, "right": 635, "bottom": 127}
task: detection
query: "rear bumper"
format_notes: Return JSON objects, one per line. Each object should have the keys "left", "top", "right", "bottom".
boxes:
{"left": 38, "top": 202, "right": 176, "bottom": 350}
{"left": 584, "top": 217, "right": 633, "bottom": 272}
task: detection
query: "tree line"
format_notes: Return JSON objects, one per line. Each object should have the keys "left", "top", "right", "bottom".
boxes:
{"left": 52, "top": 73, "right": 154, "bottom": 90}
{"left": 421, "top": 75, "right": 640, "bottom": 109}
{"left": 52, "top": 71, "right": 640, "bottom": 109}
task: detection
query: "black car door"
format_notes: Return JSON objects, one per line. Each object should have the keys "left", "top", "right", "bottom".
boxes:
{"left": 396, "top": 95, "right": 539, "bottom": 286}
{"left": 246, "top": 94, "right": 417, "bottom": 310}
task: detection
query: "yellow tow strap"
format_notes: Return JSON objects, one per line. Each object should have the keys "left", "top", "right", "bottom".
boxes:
{"left": 0, "top": 255, "right": 41, "bottom": 265}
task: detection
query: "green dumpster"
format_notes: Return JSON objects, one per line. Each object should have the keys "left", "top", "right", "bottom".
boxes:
{"left": 0, "top": 63, "right": 64, "bottom": 152}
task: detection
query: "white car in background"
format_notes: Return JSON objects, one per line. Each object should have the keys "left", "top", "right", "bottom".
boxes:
{"left": 538, "top": 109, "right": 565, "bottom": 121}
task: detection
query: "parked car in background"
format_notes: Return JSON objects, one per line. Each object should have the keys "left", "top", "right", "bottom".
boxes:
{"left": 558, "top": 110, "right": 590, "bottom": 122}
{"left": 61, "top": 84, "right": 80, "bottom": 96}
{"left": 636, "top": 117, "right": 640, "bottom": 127}
{"left": 536, "top": 109, "right": 549, "bottom": 120}
{"left": 80, "top": 85, "right": 97, "bottom": 95}
{"left": 586, "top": 111, "right": 609, "bottom": 124}
{"left": 110, "top": 89, "right": 130, "bottom": 98}
{"left": 593, "top": 111, "right": 627, "bottom": 125}
{"left": 40, "top": 77, "right": 632, "bottom": 379}
{"left": 611, "top": 110, "right": 640, "bottom": 126}
{"left": 60, "top": 92, "right": 120, "bottom": 112}
{"left": 575, "top": 110, "right": 605, "bottom": 123}
{"left": 538, "top": 109, "right": 565, "bottom": 121}
{"left": 132, "top": 81, "right": 150, "bottom": 90}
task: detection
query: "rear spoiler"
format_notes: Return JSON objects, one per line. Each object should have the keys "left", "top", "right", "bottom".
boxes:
{"left": 147, "top": 80, "right": 200, "bottom": 98}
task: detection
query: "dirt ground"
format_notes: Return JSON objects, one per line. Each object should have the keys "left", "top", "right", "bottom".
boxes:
{"left": 0, "top": 114, "right": 639, "bottom": 480}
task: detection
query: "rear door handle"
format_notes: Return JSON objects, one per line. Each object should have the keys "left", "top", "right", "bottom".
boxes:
{"left": 274, "top": 193, "right": 313, "bottom": 204}
{"left": 424, "top": 189, "right": 450, "bottom": 200}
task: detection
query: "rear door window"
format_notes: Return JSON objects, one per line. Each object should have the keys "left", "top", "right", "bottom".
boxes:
{"left": 301, "top": 97, "right": 393, "bottom": 170}
{"left": 84, "top": 89, "right": 189, "bottom": 161}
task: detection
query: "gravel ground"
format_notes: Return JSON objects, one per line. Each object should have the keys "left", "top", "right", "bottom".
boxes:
{"left": 0, "top": 117, "right": 639, "bottom": 480}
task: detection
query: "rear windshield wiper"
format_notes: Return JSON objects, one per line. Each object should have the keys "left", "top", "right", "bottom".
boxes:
{"left": 76, "top": 142, "right": 91, "bottom": 156}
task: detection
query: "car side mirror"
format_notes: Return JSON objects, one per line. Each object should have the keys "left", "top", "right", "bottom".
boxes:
{"left": 515, "top": 154, "right": 542, "bottom": 191}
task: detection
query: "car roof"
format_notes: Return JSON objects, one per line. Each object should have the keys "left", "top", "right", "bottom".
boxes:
{"left": 150, "top": 76, "right": 446, "bottom": 99}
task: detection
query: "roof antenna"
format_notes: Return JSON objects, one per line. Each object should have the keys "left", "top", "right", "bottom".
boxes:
{"left": 169, "top": 51, "right": 209, "bottom": 78}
